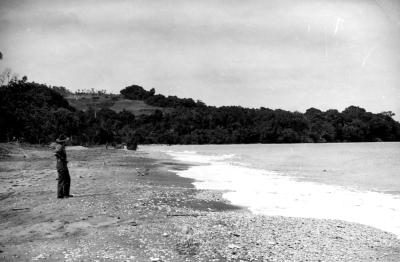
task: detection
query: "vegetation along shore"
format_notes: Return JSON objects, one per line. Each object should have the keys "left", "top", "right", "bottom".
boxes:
{"left": 1, "top": 79, "right": 399, "bottom": 146}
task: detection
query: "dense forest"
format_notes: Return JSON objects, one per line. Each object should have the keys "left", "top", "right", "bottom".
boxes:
{"left": 1, "top": 80, "right": 400, "bottom": 145}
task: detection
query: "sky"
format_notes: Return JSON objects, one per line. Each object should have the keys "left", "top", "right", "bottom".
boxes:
{"left": 1, "top": 0, "right": 400, "bottom": 119}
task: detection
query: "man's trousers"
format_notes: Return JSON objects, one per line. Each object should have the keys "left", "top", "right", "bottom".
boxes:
{"left": 57, "top": 166, "right": 70, "bottom": 198}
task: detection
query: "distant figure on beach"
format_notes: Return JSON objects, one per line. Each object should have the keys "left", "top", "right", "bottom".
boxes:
{"left": 54, "top": 134, "right": 73, "bottom": 199}
{"left": 127, "top": 137, "right": 138, "bottom": 150}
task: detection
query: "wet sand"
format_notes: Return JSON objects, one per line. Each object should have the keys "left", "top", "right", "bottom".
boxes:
{"left": 0, "top": 143, "right": 399, "bottom": 261}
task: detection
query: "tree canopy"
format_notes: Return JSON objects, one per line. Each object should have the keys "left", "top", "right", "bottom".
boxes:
{"left": 1, "top": 81, "right": 400, "bottom": 145}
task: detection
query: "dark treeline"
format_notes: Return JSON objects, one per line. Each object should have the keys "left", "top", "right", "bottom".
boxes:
{"left": 1, "top": 81, "right": 400, "bottom": 145}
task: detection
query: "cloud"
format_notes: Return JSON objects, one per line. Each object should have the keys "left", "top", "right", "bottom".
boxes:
{"left": 0, "top": 0, "right": 399, "bottom": 119}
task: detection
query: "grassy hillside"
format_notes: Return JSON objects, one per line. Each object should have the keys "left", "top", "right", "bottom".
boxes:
{"left": 110, "top": 99, "right": 170, "bottom": 115}
{"left": 66, "top": 95, "right": 168, "bottom": 116}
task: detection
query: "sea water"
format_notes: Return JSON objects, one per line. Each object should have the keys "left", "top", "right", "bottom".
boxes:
{"left": 142, "top": 143, "right": 400, "bottom": 237}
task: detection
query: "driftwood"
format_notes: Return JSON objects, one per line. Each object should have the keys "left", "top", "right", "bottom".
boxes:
{"left": 11, "top": 208, "right": 30, "bottom": 211}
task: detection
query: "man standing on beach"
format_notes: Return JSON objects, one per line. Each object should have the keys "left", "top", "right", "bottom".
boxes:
{"left": 54, "top": 134, "right": 73, "bottom": 199}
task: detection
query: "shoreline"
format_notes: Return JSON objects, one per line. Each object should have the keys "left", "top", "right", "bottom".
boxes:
{"left": 150, "top": 143, "right": 400, "bottom": 238}
{"left": 1, "top": 143, "right": 399, "bottom": 261}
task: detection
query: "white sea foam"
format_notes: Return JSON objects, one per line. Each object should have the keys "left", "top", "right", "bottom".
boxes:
{"left": 165, "top": 150, "right": 235, "bottom": 164}
{"left": 167, "top": 150, "right": 400, "bottom": 238}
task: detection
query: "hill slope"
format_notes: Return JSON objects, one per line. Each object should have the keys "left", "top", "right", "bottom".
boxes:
{"left": 66, "top": 95, "right": 168, "bottom": 116}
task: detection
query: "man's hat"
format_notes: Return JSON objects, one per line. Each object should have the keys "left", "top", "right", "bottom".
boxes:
{"left": 56, "top": 134, "right": 69, "bottom": 143}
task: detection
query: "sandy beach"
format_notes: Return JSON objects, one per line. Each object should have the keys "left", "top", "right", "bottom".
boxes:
{"left": 0, "top": 143, "right": 399, "bottom": 261}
